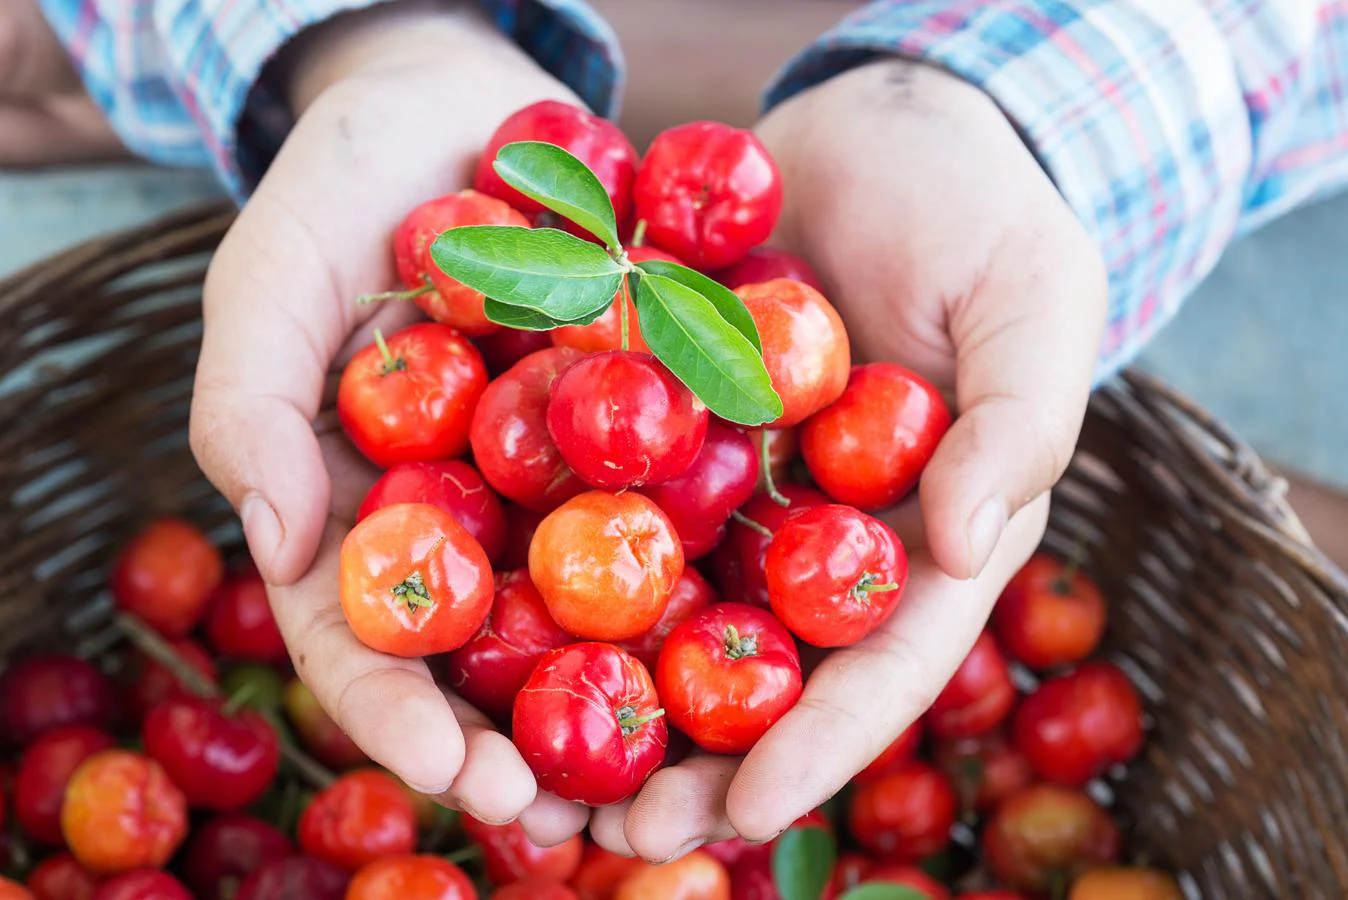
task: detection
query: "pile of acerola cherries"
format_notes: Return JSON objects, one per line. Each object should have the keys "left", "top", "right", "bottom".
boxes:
{"left": 0, "top": 100, "right": 1182, "bottom": 900}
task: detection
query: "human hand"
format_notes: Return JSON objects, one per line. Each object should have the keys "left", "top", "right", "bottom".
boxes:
{"left": 585, "top": 58, "right": 1108, "bottom": 859}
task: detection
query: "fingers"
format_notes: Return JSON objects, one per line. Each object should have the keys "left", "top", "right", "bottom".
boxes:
{"left": 518, "top": 791, "right": 591, "bottom": 848}
{"left": 597, "top": 755, "right": 740, "bottom": 862}
{"left": 0, "top": 0, "right": 81, "bottom": 98}
{"left": 437, "top": 692, "right": 538, "bottom": 822}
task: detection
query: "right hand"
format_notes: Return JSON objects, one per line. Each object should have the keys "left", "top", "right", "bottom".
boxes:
{"left": 189, "top": 0, "right": 589, "bottom": 840}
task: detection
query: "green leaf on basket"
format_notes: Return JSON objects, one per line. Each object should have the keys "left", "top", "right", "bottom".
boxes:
{"left": 772, "top": 826, "right": 837, "bottom": 900}
{"left": 430, "top": 225, "right": 624, "bottom": 321}
{"left": 839, "top": 887, "right": 935, "bottom": 900}
{"left": 635, "top": 258, "right": 763, "bottom": 353}
{"left": 483, "top": 297, "right": 611, "bottom": 331}
{"left": 493, "top": 141, "right": 622, "bottom": 249}
{"left": 634, "top": 274, "right": 783, "bottom": 425}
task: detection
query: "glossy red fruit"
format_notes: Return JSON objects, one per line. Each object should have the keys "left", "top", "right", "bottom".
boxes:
{"left": 142, "top": 697, "right": 280, "bottom": 811}
{"left": 346, "top": 855, "right": 476, "bottom": 900}
{"left": 470, "top": 347, "right": 587, "bottom": 512}
{"left": 569, "top": 845, "right": 645, "bottom": 900}
{"left": 476, "top": 328, "right": 554, "bottom": 377}
{"left": 338, "top": 323, "right": 488, "bottom": 468}
{"left": 656, "top": 603, "right": 801, "bottom": 754}
{"left": 639, "top": 420, "right": 759, "bottom": 559}
{"left": 0, "top": 656, "right": 116, "bottom": 750}
{"left": 1013, "top": 662, "right": 1144, "bottom": 787}
{"left": 444, "top": 570, "right": 572, "bottom": 721}
{"left": 614, "top": 851, "right": 730, "bottom": 900}
{"left": 298, "top": 770, "right": 417, "bottom": 872}
{"left": 495, "top": 881, "right": 578, "bottom": 900}
{"left": 748, "top": 428, "right": 799, "bottom": 494}
{"left": 982, "top": 785, "right": 1120, "bottom": 894}
{"left": 125, "top": 639, "right": 217, "bottom": 720}
{"left": 512, "top": 643, "right": 667, "bottom": 806}
{"left": 283, "top": 679, "right": 368, "bottom": 770}
{"left": 24, "top": 853, "right": 99, "bottom": 900}
{"left": 183, "top": 814, "right": 294, "bottom": 900}
{"left": 461, "top": 816, "right": 582, "bottom": 885}
{"left": 765, "top": 505, "right": 909, "bottom": 647}
{"left": 358, "top": 460, "right": 508, "bottom": 565}
{"left": 928, "top": 632, "right": 1016, "bottom": 740}
{"left": 801, "top": 363, "right": 951, "bottom": 510}
{"left": 1067, "top": 867, "right": 1182, "bottom": 900}
{"left": 204, "top": 565, "right": 287, "bottom": 664}
{"left": 633, "top": 121, "right": 781, "bottom": 270}
{"left": 726, "top": 852, "right": 781, "bottom": 900}
{"left": 856, "top": 720, "right": 924, "bottom": 783}
{"left": 551, "top": 245, "right": 680, "bottom": 354}
{"left": 713, "top": 248, "right": 824, "bottom": 293}
{"left": 735, "top": 279, "right": 850, "bottom": 428}
{"left": 993, "top": 554, "right": 1107, "bottom": 671}
{"left": 848, "top": 763, "right": 956, "bottom": 863}
{"left": 862, "top": 866, "right": 950, "bottom": 900}
{"left": 60, "top": 750, "right": 188, "bottom": 875}
{"left": 110, "top": 518, "right": 223, "bottom": 638}
{"left": 615, "top": 568, "right": 716, "bottom": 670}
{"left": 932, "top": 729, "right": 1034, "bottom": 815}
{"left": 235, "top": 856, "right": 350, "bottom": 900}
{"left": 388, "top": 189, "right": 531, "bottom": 337}
{"left": 90, "top": 871, "right": 189, "bottom": 900}
{"left": 529, "top": 491, "right": 683, "bottom": 641}
{"left": 710, "top": 486, "right": 829, "bottom": 607}
{"left": 14, "top": 727, "right": 116, "bottom": 846}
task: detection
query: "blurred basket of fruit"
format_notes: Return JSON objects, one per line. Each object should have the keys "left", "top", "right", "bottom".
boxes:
{"left": 3, "top": 101, "right": 1348, "bottom": 900}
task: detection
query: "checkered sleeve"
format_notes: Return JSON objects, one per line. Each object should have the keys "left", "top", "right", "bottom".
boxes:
{"left": 766, "top": 1, "right": 1348, "bottom": 380}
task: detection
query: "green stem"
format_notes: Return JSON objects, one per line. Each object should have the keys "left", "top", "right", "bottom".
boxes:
{"left": 221, "top": 679, "right": 259, "bottom": 717}
{"left": 723, "top": 624, "right": 759, "bottom": 660}
{"left": 357, "top": 277, "right": 434, "bottom": 306}
{"left": 372, "top": 328, "right": 405, "bottom": 376}
{"left": 618, "top": 707, "right": 665, "bottom": 734}
{"left": 444, "top": 844, "right": 484, "bottom": 865}
{"left": 850, "top": 572, "right": 900, "bottom": 602}
{"left": 757, "top": 431, "right": 790, "bottom": 507}
{"left": 630, "top": 218, "right": 648, "bottom": 248}
{"left": 1053, "top": 530, "right": 1091, "bottom": 594}
{"left": 731, "top": 509, "right": 773, "bottom": 540}
{"left": 620, "top": 276, "right": 632, "bottom": 352}
{"left": 857, "top": 581, "right": 899, "bottom": 593}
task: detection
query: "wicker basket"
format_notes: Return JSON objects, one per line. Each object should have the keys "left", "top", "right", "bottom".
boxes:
{"left": 3, "top": 202, "right": 1347, "bottom": 899}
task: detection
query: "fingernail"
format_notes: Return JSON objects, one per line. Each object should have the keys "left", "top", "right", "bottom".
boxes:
{"left": 241, "top": 493, "right": 281, "bottom": 575}
{"left": 967, "top": 497, "right": 1007, "bottom": 579}
{"left": 745, "top": 827, "right": 787, "bottom": 846}
{"left": 458, "top": 801, "right": 514, "bottom": 826}
{"left": 659, "top": 838, "right": 704, "bottom": 864}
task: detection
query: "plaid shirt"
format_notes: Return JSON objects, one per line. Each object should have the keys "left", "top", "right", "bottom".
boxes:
{"left": 38, "top": 0, "right": 1348, "bottom": 377}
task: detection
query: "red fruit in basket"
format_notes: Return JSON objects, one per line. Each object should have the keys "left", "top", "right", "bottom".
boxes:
{"left": 235, "top": 856, "right": 350, "bottom": 900}
{"left": 495, "top": 881, "right": 578, "bottom": 900}
{"left": 476, "top": 328, "right": 554, "bottom": 377}
{"left": 512, "top": 643, "right": 667, "bottom": 806}
{"left": 338, "top": 322, "right": 488, "bottom": 468}
{"left": 801, "top": 363, "right": 951, "bottom": 510}
{"left": 1067, "top": 867, "right": 1182, "bottom": 900}
{"left": 640, "top": 420, "right": 759, "bottom": 559}
{"left": 462, "top": 816, "right": 582, "bottom": 885}
{"left": 109, "top": 518, "right": 223, "bottom": 637}
{"left": 928, "top": 632, "right": 1016, "bottom": 740}
{"left": 204, "top": 565, "right": 287, "bottom": 664}
{"left": 633, "top": 121, "right": 781, "bottom": 270}
{"left": 615, "top": 568, "right": 716, "bottom": 670}
{"left": 283, "top": 678, "right": 368, "bottom": 770}
{"left": 614, "top": 851, "right": 730, "bottom": 900}
{"left": 982, "top": 785, "right": 1120, "bottom": 894}
{"left": 735, "top": 279, "right": 850, "bottom": 428}
{"left": 765, "top": 505, "right": 908, "bottom": 647}
{"left": 748, "top": 428, "right": 799, "bottom": 494}
{"left": 126, "top": 639, "right": 217, "bottom": 719}
{"left": 529, "top": 491, "right": 683, "bottom": 641}
{"left": 90, "top": 871, "right": 189, "bottom": 900}
{"left": 358, "top": 460, "right": 508, "bottom": 565}
{"left": 14, "top": 727, "right": 116, "bottom": 846}
{"left": 471, "top": 347, "right": 587, "bottom": 512}
{"left": 552, "top": 246, "right": 681, "bottom": 354}
{"left": 183, "top": 814, "right": 293, "bottom": 900}
{"left": 713, "top": 247, "right": 824, "bottom": 293}
{"left": 444, "top": 570, "right": 571, "bottom": 721}
{"left": 570, "top": 845, "right": 645, "bottom": 900}
{"left": 828, "top": 853, "right": 875, "bottom": 895}
{"left": 24, "top": 854, "right": 99, "bottom": 900}
{"left": 848, "top": 763, "right": 956, "bottom": 863}
{"left": 0, "top": 879, "right": 34, "bottom": 900}
{"left": 346, "top": 855, "right": 476, "bottom": 900}
{"left": 339, "top": 503, "right": 493, "bottom": 657}
{"left": 993, "top": 554, "right": 1107, "bottom": 671}
{"left": 1013, "top": 661, "right": 1144, "bottom": 787}
{"left": 933, "top": 729, "right": 1033, "bottom": 815}
{"left": 142, "top": 697, "right": 279, "bottom": 811}
{"left": 656, "top": 603, "right": 801, "bottom": 754}
{"left": 711, "top": 485, "right": 829, "bottom": 607}
{"left": 0, "top": 656, "right": 116, "bottom": 747}
{"left": 298, "top": 770, "right": 417, "bottom": 872}
{"left": 855, "top": 720, "right": 924, "bottom": 783}
{"left": 60, "top": 749, "right": 187, "bottom": 874}
{"left": 862, "top": 866, "right": 950, "bottom": 900}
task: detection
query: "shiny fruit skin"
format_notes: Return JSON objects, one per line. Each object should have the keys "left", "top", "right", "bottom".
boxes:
{"left": 710, "top": 486, "right": 828, "bottom": 607}
{"left": 633, "top": 121, "right": 781, "bottom": 270}
{"left": 494, "top": 881, "right": 578, "bottom": 900}
{"left": 1068, "top": 867, "right": 1182, "bottom": 900}
{"left": 993, "top": 555, "right": 1107, "bottom": 671}
{"left": 512, "top": 643, "right": 667, "bottom": 806}
{"left": 713, "top": 248, "right": 824, "bottom": 293}
{"left": 125, "top": 640, "right": 216, "bottom": 721}
{"left": 358, "top": 460, "right": 508, "bottom": 565}
{"left": 982, "top": 785, "right": 1120, "bottom": 895}
{"left": 656, "top": 603, "right": 802, "bottom": 754}
{"left": 444, "top": 570, "right": 572, "bottom": 721}
{"left": 765, "top": 505, "right": 909, "bottom": 647}
{"left": 337, "top": 322, "right": 488, "bottom": 468}
{"left": 551, "top": 246, "right": 679, "bottom": 354}
{"left": 862, "top": 866, "right": 951, "bottom": 900}
{"left": 235, "top": 856, "right": 350, "bottom": 900}
{"left": 391, "top": 189, "right": 530, "bottom": 337}
{"left": 735, "top": 279, "right": 849, "bottom": 428}
{"left": 569, "top": 845, "right": 645, "bottom": 900}
{"left": 0, "top": 657, "right": 116, "bottom": 748}
{"left": 615, "top": 568, "right": 717, "bottom": 671}
{"left": 110, "top": 518, "right": 224, "bottom": 638}
{"left": 748, "top": 428, "right": 799, "bottom": 494}
{"left": 928, "top": 632, "right": 1017, "bottom": 741}
{"left": 547, "top": 351, "right": 708, "bottom": 491}
{"left": 339, "top": 503, "right": 493, "bottom": 657}
{"left": 855, "top": 720, "right": 924, "bottom": 783}
{"left": 283, "top": 678, "right": 368, "bottom": 770}
{"left": 60, "top": 749, "right": 188, "bottom": 875}
{"left": 932, "top": 729, "right": 1034, "bottom": 815}
{"left": 24, "top": 853, "right": 99, "bottom": 900}
{"left": 528, "top": 491, "right": 683, "bottom": 642}
{"left": 90, "top": 871, "right": 189, "bottom": 900}
{"left": 1012, "top": 662, "right": 1144, "bottom": 787}
{"left": 142, "top": 697, "right": 280, "bottom": 811}
{"left": 182, "top": 814, "right": 294, "bottom": 900}
{"left": 298, "top": 770, "right": 417, "bottom": 872}
{"left": 461, "top": 815, "right": 582, "bottom": 885}
{"left": 613, "top": 851, "right": 730, "bottom": 900}
{"left": 639, "top": 421, "right": 759, "bottom": 560}
{"left": 14, "top": 727, "right": 116, "bottom": 846}
{"left": 204, "top": 565, "right": 287, "bottom": 664}
{"left": 801, "top": 363, "right": 951, "bottom": 510}
{"left": 470, "top": 347, "right": 586, "bottom": 512}
{"left": 847, "top": 763, "right": 956, "bottom": 863}
{"left": 345, "top": 855, "right": 476, "bottom": 900}
{"left": 476, "top": 328, "right": 554, "bottom": 377}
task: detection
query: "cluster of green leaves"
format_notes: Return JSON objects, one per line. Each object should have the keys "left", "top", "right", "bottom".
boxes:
{"left": 429, "top": 141, "right": 783, "bottom": 426}
{"left": 773, "top": 827, "right": 933, "bottom": 900}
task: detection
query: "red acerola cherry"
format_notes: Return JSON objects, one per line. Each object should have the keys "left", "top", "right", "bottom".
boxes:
{"left": 495, "top": 881, "right": 580, "bottom": 900}
{"left": 182, "top": 814, "right": 294, "bottom": 900}
{"left": 551, "top": 246, "right": 680, "bottom": 354}
{"left": 470, "top": 347, "right": 587, "bottom": 512}
{"left": 125, "top": 639, "right": 217, "bottom": 721}
{"left": 633, "top": 121, "right": 782, "bottom": 270}
{"left": 1012, "top": 662, "right": 1144, "bottom": 787}
{"left": 298, "top": 770, "right": 417, "bottom": 872}
{"left": 801, "top": 363, "right": 951, "bottom": 510}
{"left": 847, "top": 763, "right": 956, "bottom": 863}
{"left": 0, "top": 879, "right": 33, "bottom": 900}
{"left": 639, "top": 420, "right": 759, "bottom": 559}
{"left": 992, "top": 553, "right": 1107, "bottom": 671}
{"left": 735, "top": 279, "right": 850, "bottom": 428}
{"left": 282, "top": 678, "right": 367, "bottom": 770}
{"left": 345, "top": 854, "right": 477, "bottom": 900}
{"left": 927, "top": 631, "right": 1016, "bottom": 741}
{"left": 443, "top": 570, "right": 572, "bottom": 722}
{"left": 461, "top": 815, "right": 583, "bottom": 885}
{"left": 204, "top": 565, "right": 287, "bottom": 665}
{"left": 547, "top": 351, "right": 708, "bottom": 491}
{"left": 615, "top": 568, "right": 716, "bottom": 671}
{"left": 569, "top": 844, "right": 645, "bottom": 900}
{"left": 614, "top": 851, "right": 730, "bottom": 900}
{"left": 512, "top": 643, "right": 668, "bottom": 806}
{"left": 142, "top": 697, "right": 280, "bottom": 812}
{"left": 710, "top": 485, "right": 829, "bottom": 607}
{"left": 713, "top": 247, "right": 824, "bottom": 293}
{"left": 656, "top": 603, "right": 802, "bottom": 754}
{"left": 475, "top": 327, "right": 554, "bottom": 377}
{"left": 337, "top": 322, "right": 488, "bottom": 468}
{"left": 0, "top": 656, "right": 117, "bottom": 748}
{"left": 24, "top": 853, "right": 100, "bottom": 900}
{"left": 358, "top": 460, "right": 508, "bottom": 566}
{"left": 60, "top": 750, "right": 188, "bottom": 875}
{"left": 235, "top": 856, "right": 350, "bottom": 900}
{"left": 90, "top": 871, "right": 190, "bottom": 900}
{"left": 109, "top": 518, "right": 224, "bottom": 638}
{"left": 933, "top": 729, "right": 1034, "bottom": 815}
{"left": 981, "top": 785, "right": 1120, "bottom": 895}
{"left": 14, "top": 727, "right": 116, "bottom": 846}
{"left": 765, "top": 505, "right": 909, "bottom": 647}
{"left": 749, "top": 427, "right": 800, "bottom": 494}
{"left": 862, "top": 866, "right": 951, "bottom": 900}
{"left": 855, "top": 719, "right": 924, "bottom": 783}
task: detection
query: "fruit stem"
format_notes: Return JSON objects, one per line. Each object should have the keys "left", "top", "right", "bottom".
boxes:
{"left": 857, "top": 581, "right": 898, "bottom": 593}
{"left": 444, "top": 844, "right": 484, "bottom": 865}
{"left": 221, "top": 679, "right": 260, "bottom": 717}
{"left": 1048, "top": 868, "right": 1070, "bottom": 900}
{"left": 618, "top": 707, "right": 666, "bottom": 734}
{"left": 851, "top": 572, "right": 899, "bottom": 601}
{"left": 631, "top": 218, "right": 648, "bottom": 248}
{"left": 757, "top": 432, "right": 791, "bottom": 507}
{"left": 373, "top": 328, "right": 406, "bottom": 376}
{"left": 620, "top": 276, "right": 633, "bottom": 352}
{"left": 1053, "top": 530, "right": 1091, "bottom": 594}
{"left": 391, "top": 571, "right": 435, "bottom": 613}
{"left": 731, "top": 509, "right": 774, "bottom": 540}
{"left": 723, "top": 624, "right": 759, "bottom": 660}
{"left": 357, "top": 277, "right": 434, "bottom": 307}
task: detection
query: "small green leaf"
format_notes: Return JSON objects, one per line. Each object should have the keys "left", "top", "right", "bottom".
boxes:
{"left": 430, "top": 226, "right": 624, "bottom": 320}
{"left": 839, "top": 887, "right": 936, "bottom": 900}
{"left": 634, "top": 274, "right": 783, "bottom": 425}
{"left": 494, "top": 141, "right": 621, "bottom": 249}
{"left": 772, "top": 826, "right": 837, "bottom": 900}
{"left": 635, "top": 259, "right": 763, "bottom": 353}
{"left": 483, "top": 298, "right": 610, "bottom": 331}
